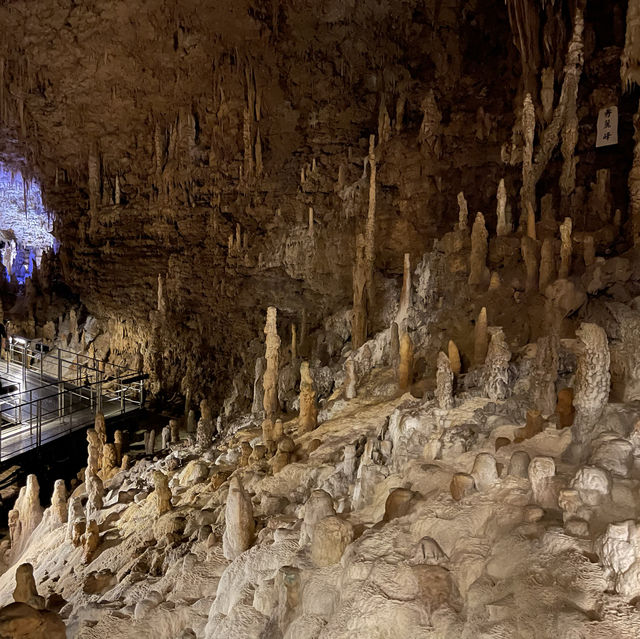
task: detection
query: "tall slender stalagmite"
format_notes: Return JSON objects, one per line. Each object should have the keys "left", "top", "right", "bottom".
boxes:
{"left": 457, "top": 192, "right": 469, "bottom": 231}
{"left": 397, "top": 332, "right": 413, "bottom": 391}
{"left": 474, "top": 307, "right": 488, "bottom": 366}
{"left": 396, "top": 253, "right": 411, "bottom": 329}
{"left": 468, "top": 212, "right": 488, "bottom": 287}
{"left": 520, "top": 93, "right": 535, "bottom": 227}
{"left": 496, "top": 179, "right": 509, "bottom": 236}
{"left": 559, "top": 217, "right": 572, "bottom": 279}
{"left": 448, "top": 340, "right": 461, "bottom": 376}
{"left": 298, "top": 361, "right": 318, "bottom": 433}
{"left": 263, "top": 307, "right": 280, "bottom": 419}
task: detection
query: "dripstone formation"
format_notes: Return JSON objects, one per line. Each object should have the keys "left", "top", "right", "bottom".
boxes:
{"left": 3, "top": 1, "right": 640, "bottom": 638}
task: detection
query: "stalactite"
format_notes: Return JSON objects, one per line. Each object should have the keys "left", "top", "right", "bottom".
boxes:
{"left": 505, "top": 0, "right": 541, "bottom": 97}
{"left": 533, "top": 9, "right": 584, "bottom": 185}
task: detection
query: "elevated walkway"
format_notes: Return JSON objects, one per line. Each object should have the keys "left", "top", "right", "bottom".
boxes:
{"left": 0, "top": 337, "right": 145, "bottom": 461}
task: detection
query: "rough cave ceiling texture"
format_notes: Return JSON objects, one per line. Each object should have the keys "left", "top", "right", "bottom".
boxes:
{"left": 0, "top": 0, "right": 624, "bottom": 404}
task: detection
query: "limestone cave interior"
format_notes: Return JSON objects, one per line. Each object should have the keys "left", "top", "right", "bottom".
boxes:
{"left": 2, "top": 0, "right": 640, "bottom": 637}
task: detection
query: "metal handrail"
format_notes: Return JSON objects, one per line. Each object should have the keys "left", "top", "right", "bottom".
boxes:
{"left": 0, "top": 336, "right": 147, "bottom": 461}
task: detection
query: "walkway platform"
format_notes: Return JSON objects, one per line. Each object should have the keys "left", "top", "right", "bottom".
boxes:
{"left": 0, "top": 339, "right": 145, "bottom": 462}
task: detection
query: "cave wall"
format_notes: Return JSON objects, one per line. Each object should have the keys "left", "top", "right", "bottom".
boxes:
{"left": 0, "top": 0, "right": 631, "bottom": 406}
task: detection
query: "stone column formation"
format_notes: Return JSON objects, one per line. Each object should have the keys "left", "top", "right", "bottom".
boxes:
{"left": 436, "top": 352, "right": 454, "bottom": 410}
{"left": 222, "top": 476, "right": 254, "bottom": 560}
{"left": 262, "top": 306, "right": 280, "bottom": 420}
{"left": 572, "top": 323, "right": 611, "bottom": 451}
{"left": 468, "top": 212, "right": 488, "bottom": 287}
{"left": 298, "top": 361, "right": 318, "bottom": 433}
{"left": 196, "top": 398, "right": 214, "bottom": 450}
{"left": 483, "top": 328, "right": 511, "bottom": 401}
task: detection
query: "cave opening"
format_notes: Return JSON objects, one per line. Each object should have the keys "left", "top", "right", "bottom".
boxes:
{"left": 0, "top": 162, "right": 55, "bottom": 285}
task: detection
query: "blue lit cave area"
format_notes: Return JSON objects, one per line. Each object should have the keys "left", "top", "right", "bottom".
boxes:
{"left": 0, "top": 163, "right": 56, "bottom": 286}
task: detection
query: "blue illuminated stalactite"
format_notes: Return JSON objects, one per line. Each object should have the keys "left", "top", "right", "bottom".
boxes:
{"left": 0, "top": 162, "right": 55, "bottom": 284}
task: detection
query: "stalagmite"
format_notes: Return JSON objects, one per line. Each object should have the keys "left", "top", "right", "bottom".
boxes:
{"left": 83, "top": 519, "right": 100, "bottom": 564}
{"left": 344, "top": 359, "right": 357, "bottom": 399}
{"left": 161, "top": 425, "right": 170, "bottom": 450}
{"left": 397, "top": 332, "right": 413, "bottom": 391}
{"left": 436, "top": 352, "right": 454, "bottom": 410}
{"left": 468, "top": 212, "right": 488, "bottom": 287}
{"left": 390, "top": 322, "right": 400, "bottom": 368}
{"left": 526, "top": 203, "right": 536, "bottom": 240}
{"left": 396, "top": 253, "right": 411, "bottom": 329}
{"left": 251, "top": 357, "right": 266, "bottom": 416}
{"left": 222, "top": 476, "right": 254, "bottom": 560}
{"left": 471, "top": 453, "right": 498, "bottom": 491}
{"left": 474, "top": 307, "right": 488, "bottom": 366}
{"left": 496, "top": 178, "right": 509, "bottom": 236}
{"left": 308, "top": 207, "right": 314, "bottom": 237}
{"left": 262, "top": 306, "right": 280, "bottom": 419}
{"left": 86, "top": 472, "right": 103, "bottom": 520}
{"left": 153, "top": 470, "right": 172, "bottom": 516}
{"left": 529, "top": 456, "right": 557, "bottom": 509}
{"left": 571, "top": 323, "right": 611, "bottom": 454}
{"left": 521, "top": 235, "right": 539, "bottom": 293}
{"left": 49, "top": 480, "right": 67, "bottom": 527}
{"left": 457, "top": 192, "right": 468, "bottom": 231}
{"left": 187, "top": 409, "right": 196, "bottom": 434}
{"left": 86, "top": 429, "right": 100, "bottom": 478}
{"left": 10, "top": 475, "right": 43, "bottom": 557}
{"left": 450, "top": 473, "right": 475, "bottom": 501}
{"left": 101, "top": 444, "right": 117, "bottom": 480}
{"left": 13, "top": 564, "right": 44, "bottom": 610}
{"left": 520, "top": 93, "right": 536, "bottom": 224}
{"left": 261, "top": 418, "right": 276, "bottom": 455}
{"left": 170, "top": 419, "right": 180, "bottom": 443}
{"left": 196, "top": 398, "right": 214, "bottom": 450}
{"left": 539, "top": 238, "right": 555, "bottom": 293}
{"left": 298, "top": 361, "right": 318, "bottom": 433}
{"left": 483, "top": 327, "right": 511, "bottom": 400}
{"left": 114, "top": 430, "right": 124, "bottom": 465}
{"left": 488, "top": 271, "right": 501, "bottom": 290}
{"left": 531, "top": 335, "right": 559, "bottom": 415}
{"left": 94, "top": 412, "right": 107, "bottom": 470}
{"left": 559, "top": 217, "right": 572, "bottom": 279}
{"left": 448, "top": 340, "right": 461, "bottom": 375}
{"left": 144, "top": 429, "right": 156, "bottom": 455}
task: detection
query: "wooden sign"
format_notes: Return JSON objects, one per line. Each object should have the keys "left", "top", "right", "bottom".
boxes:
{"left": 596, "top": 105, "right": 618, "bottom": 147}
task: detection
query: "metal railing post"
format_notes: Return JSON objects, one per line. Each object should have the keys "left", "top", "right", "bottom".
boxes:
{"left": 40, "top": 349, "right": 43, "bottom": 381}
{"left": 29, "top": 390, "right": 33, "bottom": 436}
{"left": 37, "top": 399, "right": 41, "bottom": 446}
{"left": 69, "top": 391, "right": 73, "bottom": 432}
